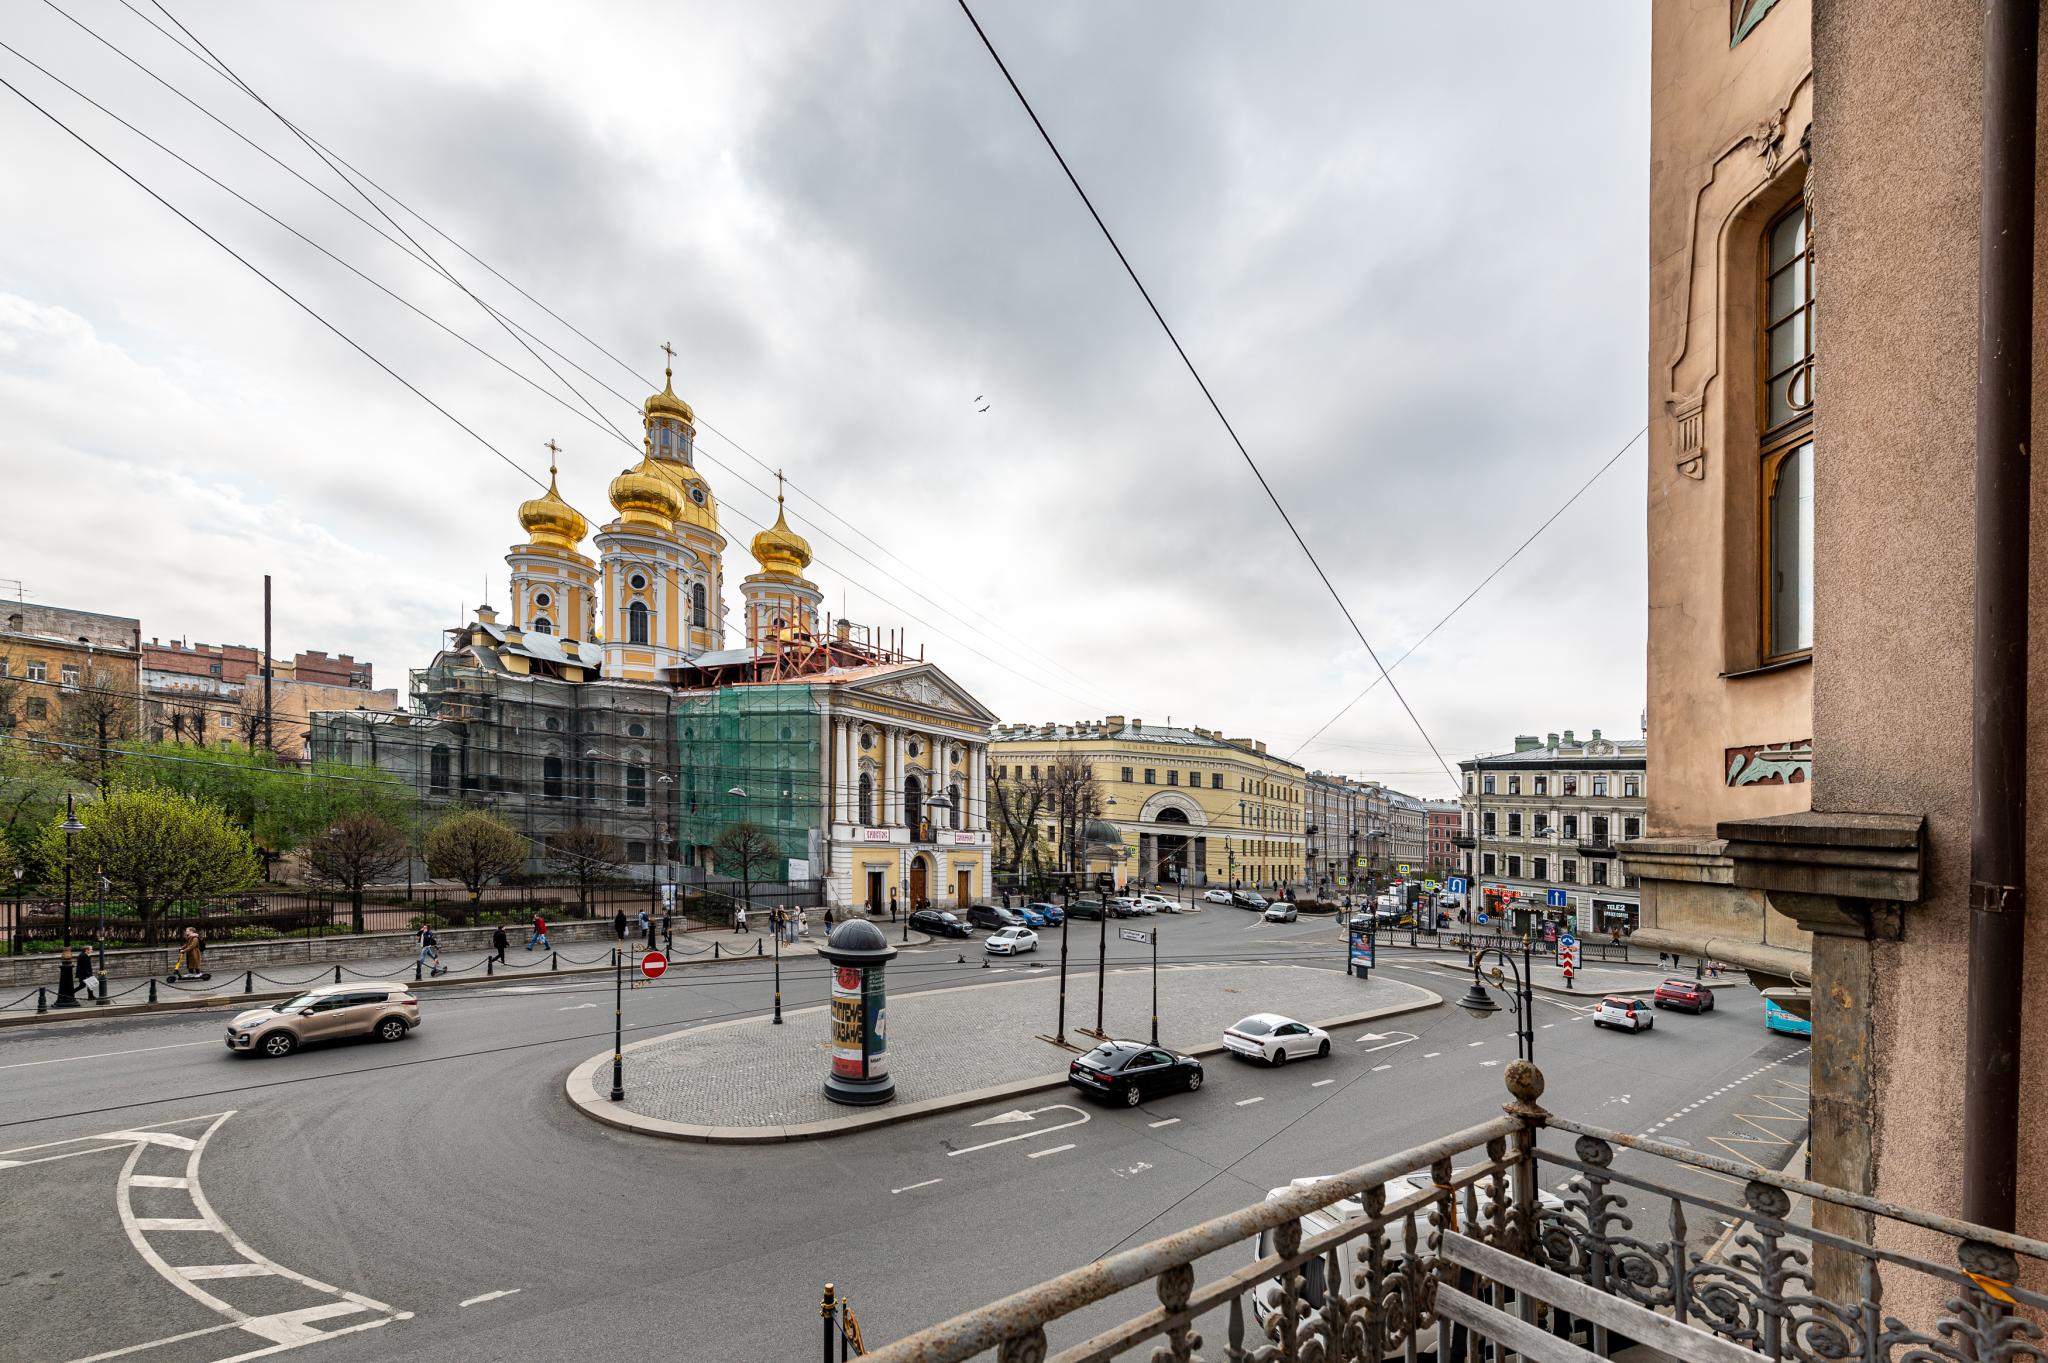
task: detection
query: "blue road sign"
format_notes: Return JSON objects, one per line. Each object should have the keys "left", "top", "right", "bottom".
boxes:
{"left": 1546, "top": 888, "right": 1568, "bottom": 909}
{"left": 1559, "top": 933, "right": 1578, "bottom": 951}
{"left": 1447, "top": 877, "right": 1469, "bottom": 895}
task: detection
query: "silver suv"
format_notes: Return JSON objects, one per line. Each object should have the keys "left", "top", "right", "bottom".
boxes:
{"left": 226, "top": 982, "right": 420, "bottom": 1057}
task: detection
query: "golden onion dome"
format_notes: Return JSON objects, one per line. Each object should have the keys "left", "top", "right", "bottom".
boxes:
{"left": 608, "top": 455, "right": 682, "bottom": 529}
{"left": 518, "top": 465, "right": 587, "bottom": 549}
{"left": 648, "top": 460, "right": 719, "bottom": 535}
{"left": 644, "top": 357, "right": 696, "bottom": 426}
{"left": 750, "top": 497, "right": 812, "bottom": 577}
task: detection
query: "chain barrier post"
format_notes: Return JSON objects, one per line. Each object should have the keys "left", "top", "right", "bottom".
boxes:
{"left": 487, "top": 957, "right": 494, "bottom": 976}
{"left": 821, "top": 1284, "right": 836, "bottom": 1363}
{"left": 334, "top": 965, "right": 342, "bottom": 984}
{"left": 148, "top": 978, "right": 157, "bottom": 1005}
{"left": 756, "top": 937, "right": 763, "bottom": 957}
{"left": 551, "top": 950, "right": 559, "bottom": 972}
{"left": 243, "top": 970, "right": 253, "bottom": 995}
{"left": 714, "top": 940, "right": 721, "bottom": 959}
{"left": 415, "top": 958, "right": 423, "bottom": 982}
{"left": 35, "top": 985, "right": 46, "bottom": 1014}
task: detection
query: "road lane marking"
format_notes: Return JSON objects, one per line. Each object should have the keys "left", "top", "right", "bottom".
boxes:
{"left": 1027, "top": 1143, "right": 1075, "bottom": 1159}
{"left": 1356, "top": 1031, "right": 1419, "bottom": 1053}
{"left": 460, "top": 1288, "right": 523, "bottom": 1307}
{"left": 1542, "top": 1023, "right": 1554, "bottom": 1029}
{"left": 948, "top": 1103, "right": 1090, "bottom": 1156}
{"left": 106, "top": 1130, "right": 199, "bottom": 1150}
{"left": 130, "top": 1174, "right": 189, "bottom": 1189}
{"left": 0, "top": 1038, "right": 218, "bottom": 1071}
{"left": 134, "top": 1217, "right": 214, "bottom": 1231}
{"left": 1423, "top": 1052, "right": 1441, "bottom": 1058}
{"left": 1372, "top": 1065, "right": 1393, "bottom": 1073}
{"left": 182, "top": 1264, "right": 274, "bottom": 1280}
{"left": 1234, "top": 1097, "right": 1264, "bottom": 1107}
{"left": 1147, "top": 1117, "right": 1180, "bottom": 1128}
{"left": 891, "top": 1178, "right": 944, "bottom": 1194}
{"left": 1466, "top": 1041, "right": 1486, "bottom": 1048}
{"left": 1312, "top": 1079, "right": 1335, "bottom": 1087}
{"left": 61, "top": 1320, "right": 246, "bottom": 1363}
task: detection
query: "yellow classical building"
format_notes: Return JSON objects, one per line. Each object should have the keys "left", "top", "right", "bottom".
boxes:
{"left": 989, "top": 717, "right": 1306, "bottom": 892}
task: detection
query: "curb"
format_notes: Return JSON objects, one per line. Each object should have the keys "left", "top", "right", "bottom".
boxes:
{"left": 0, "top": 934, "right": 891, "bottom": 1030}
{"left": 1416, "top": 959, "right": 1740, "bottom": 998}
{"left": 564, "top": 981, "right": 1445, "bottom": 1145}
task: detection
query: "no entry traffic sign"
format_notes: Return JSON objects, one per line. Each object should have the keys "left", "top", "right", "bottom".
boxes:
{"left": 640, "top": 951, "right": 668, "bottom": 979}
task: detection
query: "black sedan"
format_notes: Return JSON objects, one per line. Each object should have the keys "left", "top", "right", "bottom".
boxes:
{"left": 1066, "top": 899, "right": 1106, "bottom": 921}
{"left": 908, "top": 908, "right": 972, "bottom": 939}
{"left": 1067, "top": 1040, "right": 1204, "bottom": 1107}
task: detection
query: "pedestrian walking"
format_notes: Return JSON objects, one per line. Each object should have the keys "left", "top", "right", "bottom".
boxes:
{"left": 492, "top": 923, "right": 509, "bottom": 964}
{"left": 661, "top": 909, "right": 673, "bottom": 953}
{"left": 824, "top": 907, "right": 835, "bottom": 932}
{"left": 613, "top": 909, "right": 628, "bottom": 941}
{"left": 528, "top": 912, "right": 549, "bottom": 951}
{"left": 418, "top": 925, "right": 444, "bottom": 976}
{"left": 74, "top": 946, "right": 97, "bottom": 1000}
{"left": 889, "top": 889, "right": 899, "bottom": 922}
{"left": 795, "top": 906, "right": 807, "bottom": 941}
{"left": 736, "top": 904, "right": 750, "bottom": 934}
{"left": 637, "top": 908, "right": 651, "bottom": 946}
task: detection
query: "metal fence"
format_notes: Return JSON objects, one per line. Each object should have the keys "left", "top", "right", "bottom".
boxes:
{"left": 2, "top": 878, "right": 825, "bottom": 953}
{"left": 860, "top": 1064, "right": 2048, "bottom": 1363}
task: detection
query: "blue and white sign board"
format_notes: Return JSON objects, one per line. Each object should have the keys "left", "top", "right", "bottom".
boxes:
{"left": 1348, "top": 928, "right": 1375, "bottom": 974}
{"left": 1447, "top": 877, "right": 1469, "bottom": 895}
{"left": 1546, "top": 888, "right": 1569, "bottom": 909}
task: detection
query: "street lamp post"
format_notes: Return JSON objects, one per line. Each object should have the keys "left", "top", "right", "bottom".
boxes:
{"left": 54, "top": 795, "right": 83, "bottom": 1009}
{"left": 10, "top": 865, "right": 22, "bottom": 957}
{"left": 1456, "top": 934, "right": 1536, "bottom": 1064}
{"left": 1055, "top": 885, "right": 1072, "bottom": 1046}
{"left": 904, "top": 792, "right": 955, "bottom": 943}
{"left": 1085, "top": 802, "right": 1120, "bottom": 1038}
{"left": 727, "top": 785, "right": 777, "bottom": 1024}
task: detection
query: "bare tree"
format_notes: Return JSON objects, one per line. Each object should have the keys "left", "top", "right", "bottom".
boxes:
{"left": 56, "top": 667, "right": 138, "bottom": 794}
{"left": 1042, "top": 754, "right": 1102, "bottom": 875}
{"left": 543, "top": 825, "right": 626, "bottom": 917}
{"left": 307, "top": 810, "right": 409, "bottom": 933}
{"left": 709, "top": 820, "right": 779, "bottom": 920}
{"left": 989, "top": 764, "right": 1050, "bottom": 879}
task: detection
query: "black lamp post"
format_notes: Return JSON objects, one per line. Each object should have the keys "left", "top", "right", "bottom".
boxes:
{"left": 1083, "top": 806, "right": 1120, "bottom": 1037}
{"left": 54, "top": 794, "right": 83, "bottom": 1009}
{"left": 727, "top": 785, "right": 777, "bottom": 1023}
{"left": 1055, "top": 885, "right": 1072, "bottom": 1046}
{"left": 1457, "top": 935, "right": 1536, "bottom": 1064}
{"left": 10, "top": 865, "right": 22, "bottom": 957}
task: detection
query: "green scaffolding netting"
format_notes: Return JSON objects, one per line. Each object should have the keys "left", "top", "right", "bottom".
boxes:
{"left": 673, "top": 684, "right": 820, "bottom": 870}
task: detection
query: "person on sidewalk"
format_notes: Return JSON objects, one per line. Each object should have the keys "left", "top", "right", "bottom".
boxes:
{"left": 418, "top": 925, "right": 443, "bottom": 976}
{"left": 889, "top": 889, "right": 899, "bottom": 922}
{"left": 661, "top": 909, "right": 673, "bottom": 953}
{"left": 824, "top": 906, "right": 835, "bottom": 933}
{"left": 527, "top": 913, "right": 549, "bottom": 951}
{"left": 492, "top": 923, "right": 509, "bottom": 964}
{"left": 613, "top": 909, "right": 628, "bottom": 941}
{"left": 74, "top": 946, "right": 97, "bottom": 1001}
{"left": 637, "top": 908, "right": 651, "bottom": 946}
{"left": 734, "top": 904, "right": 748, "bottom": 933}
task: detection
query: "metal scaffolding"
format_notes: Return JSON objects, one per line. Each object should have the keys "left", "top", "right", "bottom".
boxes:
{"left": 673, "top": 684, "right": 821, "bottom": 879}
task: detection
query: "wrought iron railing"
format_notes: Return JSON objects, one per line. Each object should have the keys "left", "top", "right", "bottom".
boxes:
{"left": 863, "top": 1064, "right": 2048, "bottom": 1363}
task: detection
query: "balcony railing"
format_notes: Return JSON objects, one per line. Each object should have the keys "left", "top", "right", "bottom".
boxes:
{"left": 863, "top": 1065, "right": 2048, "bottom": 1363}
{"left": 1578, "top": 839, "right": 1618, "bottom": 857}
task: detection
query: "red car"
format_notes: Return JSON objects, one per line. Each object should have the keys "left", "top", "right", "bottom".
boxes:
{"left": 1653, "top": 978, "right": 1715, "bottom": 1013}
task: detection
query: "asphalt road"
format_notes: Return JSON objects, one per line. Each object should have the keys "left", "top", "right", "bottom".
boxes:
{"left": 0, "top": 908, "right": 1807, "bottom": 1363}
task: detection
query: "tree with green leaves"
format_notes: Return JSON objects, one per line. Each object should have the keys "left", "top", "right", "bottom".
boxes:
{"left": 48, "top": 787, "right": 258, "bottom": 943}
{"left": 543, "top": 824, "right": 625, "bottom": 917}
{"left": 423, "top": 809, "right": 525, "bottom": 904}
{"left": 709, "top": 820, "right": 780, "bottom": 919}
{"left": 306, "top": 810, "right": 411, "bottom": 933}
{"left": 0, "top": 744, "right": 69, "bottom": 885}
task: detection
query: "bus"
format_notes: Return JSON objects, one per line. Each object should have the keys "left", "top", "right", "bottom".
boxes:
{"left": 1764, "top": 997, "right": 1811, "bottom": 1037}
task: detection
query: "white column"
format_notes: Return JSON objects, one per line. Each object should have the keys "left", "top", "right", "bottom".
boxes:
{"left": 973, "top": 746, "right": 987, "bottom": 834}
{"left": 886, "top": 729, "right": 903, "bottom": 825}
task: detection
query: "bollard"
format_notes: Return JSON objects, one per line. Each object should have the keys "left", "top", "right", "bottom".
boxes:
{"left": 487, "top": 957, "right": 494, "bottom": 976}
{"left": 821, "top": 1284, "right": 836, "bottom": 1363}
{"left": 551, "top": 950, "right": 558, "bottom": 972}
{"left": 714, "top": 940, "right": 721, "bottom": 959}
{"left": 244, "top": 971, "right": 253, "bottom": 995}
{"left": 335, "top": 965, "right": 342, "bottom": 984}
{"left": 415, "top": 959, "right": 423, "bottom": 981}
{"left": 756, "top": 938, "right": 763, "bottom": 957}
{"left": 36, "top": 986, "right": 46, "bottom": 1014}
{"left": 149, "top": 979, "right": 157, "bottom": 1005}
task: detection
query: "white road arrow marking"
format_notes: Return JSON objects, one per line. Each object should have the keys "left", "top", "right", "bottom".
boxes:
{"left": 949, "top": 1104, "right": 1090, "bottom": 1156}
{"left": 1357, "top": 1031, "right": 1419, "bottom": 1053}
{"left": 971, "top": 1109, "right": 1036, "bottom": 1128}
{"left": 557, "top": 1003, "right": 598, "bottom": 1011}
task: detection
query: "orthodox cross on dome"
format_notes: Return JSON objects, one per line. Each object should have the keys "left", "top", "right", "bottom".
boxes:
{"left": 543, "top": 437, "right": 562, "bottom": 476}
{"left": 660, "top": 340, "right": 677, "bottom": 381}
{"left": 775, "top": 467, "right": 786, "bottom": 509}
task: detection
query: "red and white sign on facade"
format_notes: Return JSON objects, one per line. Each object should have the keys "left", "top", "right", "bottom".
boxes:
{"left": 640, "top": 951, "right": 668, "bottom": 979}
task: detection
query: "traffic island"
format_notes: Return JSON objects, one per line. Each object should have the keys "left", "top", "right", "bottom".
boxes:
{"left": 565, "top": 963, "right": 1441, "bottom": 1143}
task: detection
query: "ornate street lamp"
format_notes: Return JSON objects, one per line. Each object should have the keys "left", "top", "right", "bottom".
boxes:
{"left": 54, "top": 794, "right": 84, "bottom": 1009}
{"left": 1457, "top": 936, "right": 1536, "bottom": 1063}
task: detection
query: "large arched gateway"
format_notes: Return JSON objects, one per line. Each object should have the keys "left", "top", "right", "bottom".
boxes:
{"left": 1136, "top": 793, "right": 1209, "bottom": 886}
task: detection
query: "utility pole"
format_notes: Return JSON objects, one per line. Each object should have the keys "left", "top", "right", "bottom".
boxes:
{"left": 261, "top": 574, "right": 274, "bottom": 754}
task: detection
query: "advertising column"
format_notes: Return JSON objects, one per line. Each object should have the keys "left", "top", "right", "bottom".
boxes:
{"left": 821, "top": 918, "right": 898, "bottom": 1106}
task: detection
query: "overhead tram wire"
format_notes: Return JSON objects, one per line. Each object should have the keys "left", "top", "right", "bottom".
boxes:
{"left": 953, "top": 0, "right": 1460, "bottom": 792}
{"left": 0, "top": 53, "right": 1105, "bottom": 716}
{"left": 1284, "top": 425, "right": 1650, "bottom": 761}
{"left": 83, "top": 0, "right": 1117, "bottom": 710}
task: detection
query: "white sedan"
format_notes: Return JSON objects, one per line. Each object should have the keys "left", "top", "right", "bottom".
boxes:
{"left": 1203, "top": 888, "right": 1235, "bottom": 905}
{"left": 985, "top": 926, "right": 1039, "bottom": 955}
{"left": 1137, "top": 893, "right": 1179, "bottom": 914}
{"left": 1223, "top": 1013, "right": 1332, "bottom": 1065}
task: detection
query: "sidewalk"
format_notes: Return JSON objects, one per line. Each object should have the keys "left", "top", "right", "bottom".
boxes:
{"left": 0, "top": 927, "right": 856, "bottom": 1025}
{"left": 568, "top": 962, "right": 1442, "bottom": 1143}
{"left": 1420, "top": 954, "right": 1740, "bottom": 997}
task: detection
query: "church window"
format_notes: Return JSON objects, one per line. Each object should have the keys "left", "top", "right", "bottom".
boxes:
{"left": 858, "top": 772, "right": 874, "bottom": 825}
{"left": 630, "top": 573, "right": 647, "bottom": 590}
{"left": 689, "top": 486, "right": 707, "bottom": 505}
{"left": 625, "top": 765, "right": 647, "bottom": 807}
{"left": 947, "top": 783, "right": 962, "bottom": 829}
{"left": 543, "top": 755, "right": 564, "bottom": 799}
{"left": 859, "top": 729, "right": 874, "bottom": 751}
{"left": 535, "top": 591, "right": 551, "bottom": 607}
{"left": 627, "top": 723, "right": 645, "bottom": 737}
{"left": 628, "top": 601, "right": 650, "bottom": 645}
{"left": 430, "top": 747, "right": 450, "bottom": 793}
{"left": 545, "top": 716, "right": 561, "bottom": 731}
{"left": 532, "top": 618, "right": 553, "bottom": 634}
{"left": 908, "top": 740, "right": 921, "bottom": 758}
{"left": 691, "top": 584, "right": 707, "bottom": 628}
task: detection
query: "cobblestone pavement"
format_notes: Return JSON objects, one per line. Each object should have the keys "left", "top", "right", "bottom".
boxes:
{"left": 606, "top": 962, "right": 1435, "bottom": 1130}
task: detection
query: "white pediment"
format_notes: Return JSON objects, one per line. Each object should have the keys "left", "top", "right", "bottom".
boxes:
{"left": 844, "top": 666, "right": 998, "bottom": 725}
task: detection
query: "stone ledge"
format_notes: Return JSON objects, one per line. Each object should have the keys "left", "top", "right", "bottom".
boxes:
{"left": 1718, "top": 811, "right": 1926, "bottom": 907}
{"left": 1620, "top": 837, "right": 1735, "bottom": 886}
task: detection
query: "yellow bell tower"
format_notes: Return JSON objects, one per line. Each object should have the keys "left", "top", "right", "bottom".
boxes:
{"left": 741, "top": 471, "right": 822, "bottom": 650}
{"left": 507, "top": 439, "right": 598, "bottom": 648}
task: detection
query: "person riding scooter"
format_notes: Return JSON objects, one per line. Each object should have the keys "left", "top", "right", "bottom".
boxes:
{"left": 165, "top": 926, "right": 210, "bottom": 982}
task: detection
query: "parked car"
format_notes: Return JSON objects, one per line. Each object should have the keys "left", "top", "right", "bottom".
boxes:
{"left": 1026, "top": 901, "right": 1065, "bottom": 926}
{"left": 967, "top": 904, "right": 1025, "bottom": 931}
{"left": 984, "top": 925, "right": 1039, "bottom": 955}
{"left": 1011, "top": 903, "right": 1049, "bottom": 928}
{"left": 1592, "top": 996, "right": 1655, "bottom": 1032}
{"left": 1067, "top": 898, "right": 1106, "bottom": 921}
{"left": 226, "top": 983, "right": 419, "bottom": 1057}
{"left": 1108, "top": 897, "right": 1145, "bottom": 918}
{"left": 1231, "top": 890, "right": 1269, "bottom": 910}
{"left": 1067, "top": 1040, "right": 1203, "bottom": 1107}
{"left": 1223, "top": 1013, "right": 1331, "bottom": 1066}
{"left": 1264, "top": 901, "right": 1299, "bottom": 923}
{"left": 1345, "top": 910, "right": 1376, "bottom": 930}
{"left": 1653, "top": 977, "right": 1715, "bottom": 1013}
{"left": 908, "top": 908, "right": 972, "bottom": 939}
{"left": 1137, "top": 893, "right": 1179, "bottom": 914}
{"left": 1250, "top": 1173, "right": 1566, "bottom": 1334}
{"left": 1203, "top": 888, "right": 1236, "bottom": 905}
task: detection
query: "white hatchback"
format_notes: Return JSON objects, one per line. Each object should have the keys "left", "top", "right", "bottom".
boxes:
{"left": 1593, "top": 996, "right": 1655, "bottom": 1032}
{"left": 1223, "top": 1013, "right": 1331, "bottom": 1065}
{"left": 985, "top": 926, "right": 1039, "bottom": 955}
{"left": 1203, "top": 888, "right": 1234, "bottom": 905}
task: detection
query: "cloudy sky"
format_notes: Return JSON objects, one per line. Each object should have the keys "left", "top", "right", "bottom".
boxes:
{"left": 0, "top": 1, "right": 1650, "bottom": 797}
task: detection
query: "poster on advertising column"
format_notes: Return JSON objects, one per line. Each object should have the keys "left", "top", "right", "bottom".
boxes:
{"left": 831, "top": 966, "right": 866, "bottom": 1079}
{"left": 863, "top": 962, "right": 888, "bottom": 1078}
